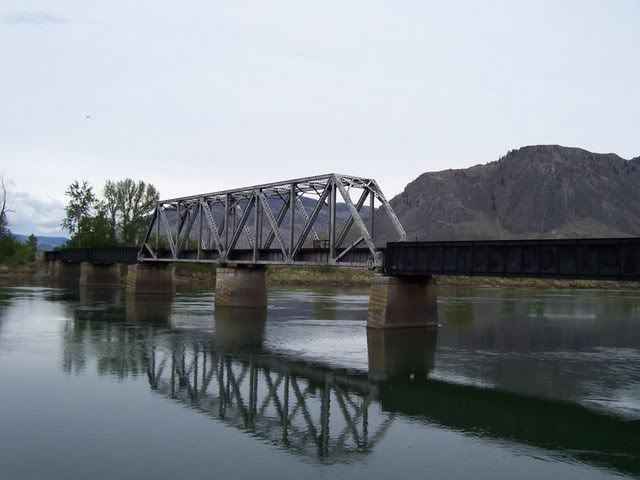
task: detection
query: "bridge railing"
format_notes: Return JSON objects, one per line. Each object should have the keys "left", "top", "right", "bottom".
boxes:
{"left": 44, "top": 247, "right": 139, "bottom": 265}
{"left": 384, "top": 238, "right": 640, "bottom": 280}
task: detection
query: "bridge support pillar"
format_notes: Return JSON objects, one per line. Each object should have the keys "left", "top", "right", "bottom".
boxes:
{"left": 79, "top": 262, "right": 121, "bottom": 286}
{"left": 215, "top": 266, "right": 267, "bottom": 308}
{"left": 51, "top": 260, "right": 80, "bottom": 281}
{"left": 126, "top": 263, "right": 175, "bottom": 294}
{"left": 368, "top": 275, "right": 438, "bottom": 328}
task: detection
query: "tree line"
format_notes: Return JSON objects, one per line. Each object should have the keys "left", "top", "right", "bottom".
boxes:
{"left": 0, "top": 175, "right": 37, "bottom": 265}
{"left": 62, "top": 178, "right": 159, "bottom": 248}
{"left": 0, "top": 176, "right": 158, "bottom": 266}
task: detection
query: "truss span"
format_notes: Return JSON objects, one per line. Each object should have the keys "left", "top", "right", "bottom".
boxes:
{"left": 138, "top": 174, "right": 406, "bottom": 268}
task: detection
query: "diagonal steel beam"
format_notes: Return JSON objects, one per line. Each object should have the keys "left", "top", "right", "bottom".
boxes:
{"left": 138, "top": 207, "right": 158, "bottom": 260}
{"left": 296, "top": 197, "right": 320, "bottom": 241}
{"left": 259, "top": 192, "right": 288, "bottom": 258}
{"left": 291, "top": 183, "right": 332, "bottom": 259}
{"left": 335, "top": 236, "right": 364, "bottom": 262}
{"left": 371, "top": 179, "right": 407, "bottom": 240}
{"left": 235, "top": 204, "right": 255, "bottom": 249}
{"left": 264, "top": 195, "right": 290, "bottom": 249}
{"left": 227, "top": 193, "right": 256, "bottom": 257}
{"left": 336, "top": 189, "right": 369, "bottom": 248}
{"left": 159, "top": 207, "right": 176, "bottom": 258}
{"left": 334, "top": 175, "right": 377, "bottom": 255}
{"left": 177, "top": 204, "right": 199, "bottom": 254}
{"left": 201, "top": 200, "right": 225, "bottom": 256}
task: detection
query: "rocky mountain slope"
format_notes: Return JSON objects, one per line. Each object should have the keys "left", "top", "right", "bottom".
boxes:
{"left": 382, "top": 145, "right": 640, "bottom": 241}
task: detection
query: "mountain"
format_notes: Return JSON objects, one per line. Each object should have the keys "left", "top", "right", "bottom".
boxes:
{"left": 381, "top": 145, "right": 640, "bottom": 241}
{"left": 14, "top": 234, "right": 68, "bottom": 251}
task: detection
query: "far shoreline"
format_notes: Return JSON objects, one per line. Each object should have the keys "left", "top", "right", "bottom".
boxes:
{"left": 1, "top": 262, "right": 639, "bottom": 291}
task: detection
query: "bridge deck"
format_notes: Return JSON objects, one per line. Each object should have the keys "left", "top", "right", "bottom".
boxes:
{"left": 45, "top": 238, "right": 640, "bottom": 280}
{"left": 384, "top": 238, "right": 640, "bottom": 280}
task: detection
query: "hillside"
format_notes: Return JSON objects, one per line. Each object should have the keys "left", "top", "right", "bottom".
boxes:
{"left": 14, "top": 234, "right": 68, "bottom": 251}
{"left": 382, "top": 145, "right": 640, "bottom": 241}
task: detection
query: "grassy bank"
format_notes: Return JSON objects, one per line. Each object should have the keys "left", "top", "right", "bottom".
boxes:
{"left": 173, "top": 264, "right": 640, "bottom": 290}
{"left": 435, "top": 275, "right": 640, "bottom": 290}
{"left": 1, "top": 261, "right": 638, "bottom": 290}
{"left": 266, "top": 265, "right": 370, "bottom": 287}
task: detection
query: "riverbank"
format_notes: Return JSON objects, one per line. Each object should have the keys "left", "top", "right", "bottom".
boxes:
{"left": 1, "top": 261, "right": 639, "bottom": 290}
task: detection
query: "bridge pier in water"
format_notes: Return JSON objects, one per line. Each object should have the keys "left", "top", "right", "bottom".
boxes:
{"left": 50, "top": 260, "right": 80, "bottom": 281}
{"left": 367, "top": 275, "right": 438, "bottom": 329}
{"left": 214, "top": 266, "right": 267, "bottom": 308}
{"left": 126, "top": 263, "right": 176, "bottom": 294}
{"left": 79, "top": 262, "right": 121, "bottom": 286}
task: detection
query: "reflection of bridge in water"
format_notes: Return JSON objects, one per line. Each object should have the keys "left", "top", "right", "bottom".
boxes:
{"left": 57, "top": 289, "right": 640, "bottom": 475}
{"left": 148, "top": 344, "right": 390, "bottom": 462}
{"left": 141, "top": 306, "right": 433, "bottom": 463}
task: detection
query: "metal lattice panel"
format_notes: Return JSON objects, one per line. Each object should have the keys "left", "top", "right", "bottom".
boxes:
{"left": 138, "top": 174, "right": 406, "bottom": 268}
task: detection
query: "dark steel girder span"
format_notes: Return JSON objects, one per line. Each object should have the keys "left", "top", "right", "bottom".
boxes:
{"left": 138, "top": 173, "right": 407, "bottom": 268}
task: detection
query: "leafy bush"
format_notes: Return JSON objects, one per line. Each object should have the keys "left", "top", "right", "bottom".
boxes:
{"left": 0, "top": 233, "right": 37, "bottom": 266}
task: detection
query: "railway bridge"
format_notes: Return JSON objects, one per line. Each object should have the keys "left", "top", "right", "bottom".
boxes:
{"left": 45, "top": 173, "right": 640, "bottom": 328}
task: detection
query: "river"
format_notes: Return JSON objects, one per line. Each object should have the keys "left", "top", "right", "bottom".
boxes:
{"left": 0, "top": 283, "right": 639, "bottom": 479}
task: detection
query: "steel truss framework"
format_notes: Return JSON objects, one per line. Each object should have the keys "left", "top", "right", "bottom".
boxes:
{"left": 147, "top": 342, "right": 395, "bottom": 461}
{"left": 138, "top": 174, "right": 406, "bottom": 268}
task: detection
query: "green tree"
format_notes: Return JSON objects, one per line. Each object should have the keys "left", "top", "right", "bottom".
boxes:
{"left": 64, "top": 209, "right": 117, "bottom": 248}
{"left": 102, "top": 179, "right": 159, "bottom": 245}
{"left": 62, "top": 180, "right": 96, "bottom": 235}
{"left": 26, "top": 234, "right": 37, "bottom": 254}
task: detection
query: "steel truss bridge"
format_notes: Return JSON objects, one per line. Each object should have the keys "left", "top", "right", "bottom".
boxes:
{"left": 147, "top": 341, "right": 392, "bottom": 462}
{"left": 138, "top": 174, "right": 406, "bottom": 268}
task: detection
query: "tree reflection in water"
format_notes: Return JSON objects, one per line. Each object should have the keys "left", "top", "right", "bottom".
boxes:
{"left": 54, "top": 289, "right": 640, "bottom": 476}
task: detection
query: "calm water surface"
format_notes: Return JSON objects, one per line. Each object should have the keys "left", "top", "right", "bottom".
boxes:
{"left": 1, "top": 283, "right": 640, "bottom": 479}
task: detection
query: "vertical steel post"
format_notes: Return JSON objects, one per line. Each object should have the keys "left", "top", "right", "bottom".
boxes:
{"left": 370, "top": 190, "right": 375, "bottom": 239}
{"left": 253, "top": 190, "right": 259, "bottom": 262}
{"left": 232, "top": 204, "right": 237, "bottom": 241}
{"left": 224, "top": 193, "right": 230, "bottom": 252}
{"left": 329, "top": 180, "right": 336, "bottom": 261}
{"left": 257, "top": 192, "right": 263, "bottom": 249}
{"left": 175, "top": 202, "right": 180, "bottom": 259}
{"left": 155, "top": 206, "right": 160, "bottom": 250}
{"left": 197, "top": 200, "right": 203, "bottom": 260}
{"left": 289, "top": 184, "right": 295, "bottom": 258}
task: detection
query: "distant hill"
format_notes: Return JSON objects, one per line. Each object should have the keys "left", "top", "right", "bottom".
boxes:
{"left": 14, "top": 234, "right": 68, "bottom": 251}
{"left": 379, "top": 145, "right": 640, "bottom": 241}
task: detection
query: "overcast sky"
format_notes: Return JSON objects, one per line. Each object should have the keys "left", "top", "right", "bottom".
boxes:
{"left": 1, "top": 0, "right": 639, "bottom": 236}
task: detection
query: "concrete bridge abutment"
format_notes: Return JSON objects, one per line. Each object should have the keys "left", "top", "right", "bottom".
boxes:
{"left": 214, "top": 266, "right": 267, "bottom": 308}
{"left": 79, "top": 262, "right": 121, "bottom": 286}
{"left": 367, "top": 275, "right": 438, "bottom": 329}
{"left": 126, "top": 263, "right": 176, "bottom": 294}
{"left": 50, "top": 260, "right": 80, "bottom": 281}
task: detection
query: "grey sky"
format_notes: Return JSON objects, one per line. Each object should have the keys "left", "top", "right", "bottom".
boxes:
{"left": 1, "top": 0, "right": 639, "bottom": 236}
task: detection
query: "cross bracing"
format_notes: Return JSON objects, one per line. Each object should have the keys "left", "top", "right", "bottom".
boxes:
{"left": 147, "top": 342, "right": 395, "bottom": 462}
{"left": 138, "top": 174, "right": 406, "bottom": 268}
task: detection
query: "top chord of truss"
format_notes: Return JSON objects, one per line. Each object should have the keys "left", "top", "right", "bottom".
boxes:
{"left": 138, "top": 173, "right": 406, "bottom": 268}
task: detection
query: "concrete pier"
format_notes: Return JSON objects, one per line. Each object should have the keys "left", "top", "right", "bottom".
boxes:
{"left": 214, "top": 266, "right": 267, "bottom": 308}
{"left": 79, "top": 262, "right": 121, "bottom": 286}
{"left": 367, "top": 275, "right": 438, "bottom": 328}
{"left": 50, "top": 260, "right": 80, "bottom": 281}
{"left": 126, "top": 263, "right": 175, "bottom": 294}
